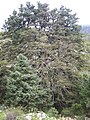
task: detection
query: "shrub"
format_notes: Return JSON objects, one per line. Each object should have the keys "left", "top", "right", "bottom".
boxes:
{"left": 4, "top": 54, "right": 52, "bottom": 111}
{"left": 5, "top": 107, "right": 25, "bottom": 120}
{"left": 61, "top": 108, "right": 73, "bottom": 117}
{"left": 47, "top": 107, "right": 59, "bottom": 118}
{"left": 0, "top": 111, "right": 6, "bottom": 120}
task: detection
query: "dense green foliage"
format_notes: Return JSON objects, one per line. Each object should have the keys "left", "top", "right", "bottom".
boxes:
{"left": 0, "top": 112, "right": 5, "bottom": 120}
{"left": 0, "top": 1, "right": 90, "bottom": 118}
{"left": 4, "top": 54, "right": 52, "bottom": 111}
{"left": 3, "top": 2, "right": 79, "bottom": 35}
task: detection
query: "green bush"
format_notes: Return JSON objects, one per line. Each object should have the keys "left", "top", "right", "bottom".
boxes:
{"left": 5, "top": 107, "right": 24, "bottom": 116}
{"left": 5, "top": 107, "right": 25, "bottom": 120}
{"left": 61, "top": 108, "right": 73, "bottom": 117}
{"left": 77, "top": 115, "right": 85, "bottom": 120}
{"left": 4, "top": 54, "right": 52, "bottom": 111}
{"left": 17, "top": 116, "right": 26, "bottom": 120}
{"left": 76, "top": 74, "right": 90, "bottom": 116}
{"left": 61, "top": 103, "right": 84, "bottom": 117}
{"left": 0, "top": 111, "right": 6, "bottom": 120}
{"left": 47, "top": 107, "right": 59, "bottom": 118}
{"left": 71, "top": 103, "right": 84, "bottom": 116}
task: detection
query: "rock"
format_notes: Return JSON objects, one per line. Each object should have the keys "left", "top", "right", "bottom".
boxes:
{"left": 85, "top": 117, "right": 90, "bottom": 120}
{"left": 25, "top": 111, "right": 47, "bottom": 120}
{"left": 61, "top": 116, "right": 77, "bottom": 120}
{"left": 6, "top": 112, "right": 17, "bottom": 120}
{"left": 25, "top": 113, "right": 35, "bottom": 120}
{"left": 0, "top": 110, "right": 2, "bottom": 112}
{"left": 25, "top": 115, "right": 32, "bottom": 120}
{"left": 37, "top": 111, "right": 47, "bottom": 120}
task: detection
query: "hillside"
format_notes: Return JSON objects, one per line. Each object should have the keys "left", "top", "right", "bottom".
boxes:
{"left": 81, "top": 25, "right": 90, "bottom": 34}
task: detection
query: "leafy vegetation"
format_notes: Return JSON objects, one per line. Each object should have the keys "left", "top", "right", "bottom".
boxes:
{"left": 0, "top": 1, "right": 90, "bottom": 119}
{"left": 0, "top": 111, "right": 6, "bottom": 120}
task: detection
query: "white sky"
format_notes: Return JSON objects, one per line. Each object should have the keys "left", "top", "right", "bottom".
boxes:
{"left": 0, "top": 0, "right": 90, "bottom": 31}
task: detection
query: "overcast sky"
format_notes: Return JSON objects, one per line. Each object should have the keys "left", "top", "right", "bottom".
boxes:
{"left": 0, "top": 0, "right": 90, "bottom": 31}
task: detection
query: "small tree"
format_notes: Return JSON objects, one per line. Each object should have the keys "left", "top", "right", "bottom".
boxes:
{"left": 4, "top": 54, "right": 52, "bottom": 111}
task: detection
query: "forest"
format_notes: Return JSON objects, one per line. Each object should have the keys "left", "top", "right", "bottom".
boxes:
{"left": 0, "top": 2, "right": 90, "bottom": 120}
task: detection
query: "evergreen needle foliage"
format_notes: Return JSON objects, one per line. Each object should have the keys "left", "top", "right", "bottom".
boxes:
{"left": 4, "top": 54, "right": 52, "bottom": 111}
